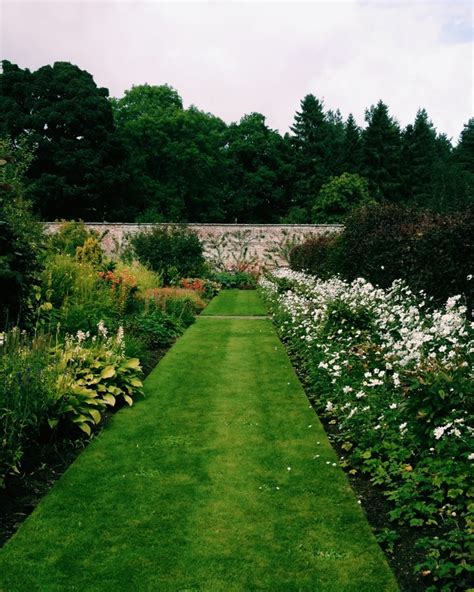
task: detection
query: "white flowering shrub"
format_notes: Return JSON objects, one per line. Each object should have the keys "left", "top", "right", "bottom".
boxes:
{"left": 260, "top": 269, "right": 473, "bottom": 591}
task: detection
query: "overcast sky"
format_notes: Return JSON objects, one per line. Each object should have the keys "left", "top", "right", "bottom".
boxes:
{"left": 1, "top": 0, "right": 473, "bottom": 141}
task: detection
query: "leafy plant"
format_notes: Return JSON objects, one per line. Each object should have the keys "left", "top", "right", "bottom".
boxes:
{"left": 260, "top": 269, "right": 473, "bottom": 590}
{"left": 128, "top": 224, "right": 205, "bottom": 284}
{"left": 54, "top": 323, "right": 143, "bottom": 436}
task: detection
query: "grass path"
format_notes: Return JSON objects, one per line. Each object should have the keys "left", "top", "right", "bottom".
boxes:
{"left": 201, "top": 289, "right": 267, "bottom": 316}
{"left": 0, "top": 291, "right": 397, "bottom": 591}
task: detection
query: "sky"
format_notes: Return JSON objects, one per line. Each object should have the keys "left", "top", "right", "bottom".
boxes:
{"left": 1, "top": 0, "right": 473, "bottom": 141}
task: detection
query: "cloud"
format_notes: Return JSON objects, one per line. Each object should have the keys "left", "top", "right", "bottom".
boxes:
{"left": 1, "top": 0, "right": 472, "bottom": 141}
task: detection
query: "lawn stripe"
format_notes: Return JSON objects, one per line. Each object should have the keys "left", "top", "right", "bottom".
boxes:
{"left": 0, "top": 291, "right": 398, "bottom": 591}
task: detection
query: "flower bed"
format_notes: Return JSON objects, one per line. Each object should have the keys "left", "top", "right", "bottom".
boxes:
{"left": 260, "top": 269, "right": 473, "bottom": 591}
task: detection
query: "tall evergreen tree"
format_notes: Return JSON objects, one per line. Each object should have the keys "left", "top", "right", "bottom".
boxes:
{"left": 341, "top": 114, "right": 363, "bottom": 174}
{"left": 290, "top": 94, "right": 329, "bottom": 213}
{"left": 400, "top": 108, "right": 437, "bottom": 207}
{"left": 454, "top": 118, "right": 474, "bottom": 205}
{"left": 362, "top": 100, "right": 402, "bottom": 202}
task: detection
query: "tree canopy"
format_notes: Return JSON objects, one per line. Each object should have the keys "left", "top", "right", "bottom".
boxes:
{"left": 1, "top": 60, "right": 471, "bottom": 223}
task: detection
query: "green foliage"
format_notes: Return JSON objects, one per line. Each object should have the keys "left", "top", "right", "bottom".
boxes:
{"left": 261, "top": 271, "right": 473, "bottom": 590}
{"left": 312, "top": 172, "right": 373, "bottom": 223}
{"left": 0, "top": 137, "right": 45, "bottom": 325}
{"left": 54, "top": 325, "right": 143, "bottom": 436}
{"left": 362, "top": 101, "right": 402, "bottom": 202}
{"left": 40, "top": 254, "right": 120, "bottom": 333}
{"left": 48, "top": 220, "right": 95, "bottom": 257}
{"left": 0, "top": 329, "right": 58, "bottom": 485}
{"left": 224, "top": 113, "right": 293, "bottom": 222}
{"left": 209, "top": 271, "right": 257, "bottom": 290}
{"left": 129, "top": 225, "right": 205, "bottom": 284}
{"left": 0, "top": 60, "right": 129, "bottom": 220}
{"left": 289, "top": 233, "right": 342, "bottom": 279}
{"left": 126, "top": 307, "right": 184, "bottom": 350}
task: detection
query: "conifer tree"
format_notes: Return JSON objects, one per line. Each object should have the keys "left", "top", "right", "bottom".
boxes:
{"left": 290, "top": 94, "right": 329, "bottom": 212}
{"left": 362, "top": 100, "right": 402, "bottom": 202}
{"left": 342, "top": 114, "right": 363, "bottom": 174}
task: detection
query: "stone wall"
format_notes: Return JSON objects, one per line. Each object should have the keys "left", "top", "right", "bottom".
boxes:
{"left": 45, "top": 223, "right": 343, "bottom": 269}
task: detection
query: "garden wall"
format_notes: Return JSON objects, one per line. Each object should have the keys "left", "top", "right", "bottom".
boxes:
{"left": 45, "top": 223, "right": 343, "bottom": 269}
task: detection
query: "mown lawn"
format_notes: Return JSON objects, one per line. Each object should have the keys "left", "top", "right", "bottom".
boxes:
{"left": 201, "top": 288, "right": 268, "bottom": 316}
{"left": 0, "top": 291, "right": 397, "bottom": 591}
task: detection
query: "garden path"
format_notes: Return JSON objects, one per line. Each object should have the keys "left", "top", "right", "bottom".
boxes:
{"left": 0, "top": 291, "right": 397, "bottom": 592}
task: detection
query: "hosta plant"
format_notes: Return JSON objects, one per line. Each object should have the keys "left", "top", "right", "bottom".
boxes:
{"left": 54, "top": 321, "right": 144, "bottom": 436}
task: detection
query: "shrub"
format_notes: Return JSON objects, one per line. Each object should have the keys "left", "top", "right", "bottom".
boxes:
{"left": 128, "top": 224, "right": 205, "bottom": 284}
{"left": 341, "top": 204, "right": 474, "bottom": 307}
{"left": 292, "top": 204, "right": 474, "bottom": 308}
{"left": 114, "top": 260, "right": 162, "bottom": 292}
{"left": 126, "top": 307, "right": 184, "bottom": 350}
{"left": 209, "top": 270, "right": 257, "bottom": 289}
{"left": 53, "top": 323, "right": 143, "bottom": 437}
{"left": 0, "top": 329, "right": 58, "bottom": 485}
{"left": 180, "top": 278, "right": 221, "bottom": 299}
{"left": 0, "top": 138, "right": 45, "bottom": 325}
{"left": 289, "top": 233, "right": 342, "bottom": 279}
{"left": 48, "top": 220, "right": 104, "bottom": 260}
{"left": 40, "top": 254, "right": 119, "bottom": 334}
{"left": 338, "top": 203, "right": 416, "bottom": 287}
{"left": 260, "top": 270, "right": 473, "bottom": 590}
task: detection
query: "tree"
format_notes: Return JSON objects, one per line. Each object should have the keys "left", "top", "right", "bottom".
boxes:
{"left": 342, "top": 114, "right": 363, "bottom": 174}
{"left": 454, "top": 118, "right": 474, "bottom": 205}
{"left": 224, "top": 113, "right": 291, "bottom": 222}
{"left": 0, "top": 60, "right": 129, "bottom": 221}
{"left": 362, "top": 101, "right": 402, "bottom": 202}
{"left": 400, "top": 109, "right": 438, "bottom": 207}
{"left": 290, "top": 94, "right": 329, "bottom": 212}
{"left": 312, "top": 172, "right": 373, "bottom": 223}
{"left": 113, "top": 84, "right": 229, "bottom": 221}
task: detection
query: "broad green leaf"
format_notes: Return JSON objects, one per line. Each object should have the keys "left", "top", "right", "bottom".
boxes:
{"left": 123, "top": 394, "right": 133, "bottom": 406}
{"left": 77, "top": 422, "right": 92, "bottom": 436}
{"left": 102, "top": 394, "right": 116, "bottom": 406}
{"left": 101, "top": 365, "right": 116, "bottom": 379}
{"left": 120, "top": 358, "right": 140, "bottom": 370}
{"left": 89, "top": 409, "right": 101, "bottom": 424}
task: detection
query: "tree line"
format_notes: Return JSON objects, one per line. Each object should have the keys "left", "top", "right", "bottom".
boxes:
{"left": 1, "top": 60, "right": 472, "bottom": 223}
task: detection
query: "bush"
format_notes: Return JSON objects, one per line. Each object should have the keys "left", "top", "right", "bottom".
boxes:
{"left": 0, "top": 329, "right": 58, "bottom": 485}
{"left": 40, "top": 254, "right": 120, "bottom": 333}
{"left": 114, "top": 261, "right": 162, "bottom": 292}
{"left": 128, "top": 225, "right": 205, "bottom": 284}
{"left": 0, "top": 138, "right": 45, "bottom": 325}
{"left": 48, "top": 220, "right": 100, "bottom": 259}
{"left": 53, "top": 323, "right": 144, "bottom": 437}
{"left": 341, "top": 204, "right": 474, "bottom": 307}
{"left": 126, "top": 307, "right": 184, "bottom": 350}
{"left": 209, "top": 270, "right": 257, "bottom": 289}
{"left": 291, "top": 204, "right": 474, "bottom": 308}
{"left": 289, "top": 233, "right": 342, "bottom": 279}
